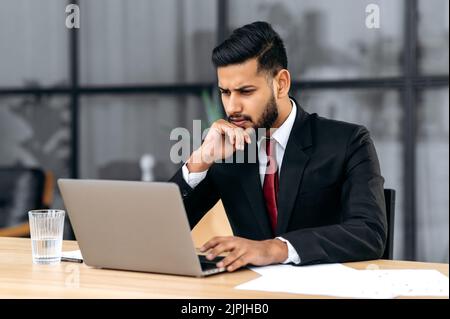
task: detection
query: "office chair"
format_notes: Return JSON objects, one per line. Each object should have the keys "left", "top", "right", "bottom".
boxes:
{"left": 382, "top": 188, "right": 396, "bottom": 260}
{"left": 191, "top": 200, "right": 233, "bottom": 248}
{"left": 0, "top": 167, "right": 54, "bottom": 237}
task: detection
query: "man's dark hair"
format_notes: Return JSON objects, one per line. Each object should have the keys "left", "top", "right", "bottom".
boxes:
{"left": 212, "top": 21, "right": 288, "bottom": 77}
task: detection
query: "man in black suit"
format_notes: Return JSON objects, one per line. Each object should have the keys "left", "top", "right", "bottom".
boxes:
{"left": 170, "top": 21, "right": 387, "bottom": 271}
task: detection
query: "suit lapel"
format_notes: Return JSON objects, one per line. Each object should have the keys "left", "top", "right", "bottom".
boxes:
{"left": 276, "top": 102, "right": 313, "bottom": 235}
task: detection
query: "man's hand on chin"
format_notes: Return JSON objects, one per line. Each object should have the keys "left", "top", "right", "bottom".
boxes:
{"left": 199, "top": 236, "right": 288, "bottom": 272}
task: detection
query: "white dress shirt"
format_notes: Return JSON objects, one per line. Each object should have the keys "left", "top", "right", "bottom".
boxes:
{"left": 182, "top": 100, "right": 301, "bottom": 264}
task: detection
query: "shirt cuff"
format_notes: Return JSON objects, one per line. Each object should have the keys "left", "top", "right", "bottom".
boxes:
{"left": 182, "top": 164, "right": 208, "bottom": 189}
{"left": 276, "top": 237, "right": 301, "bottom": 264}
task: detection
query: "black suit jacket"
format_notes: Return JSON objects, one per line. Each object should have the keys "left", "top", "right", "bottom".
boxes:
{"left": 170, "top": 100, "right": 387, "bottom": 265}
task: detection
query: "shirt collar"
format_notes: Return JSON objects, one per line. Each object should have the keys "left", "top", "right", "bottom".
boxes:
{"left": 257, "top": 99, "right": 297, "bottom": 150}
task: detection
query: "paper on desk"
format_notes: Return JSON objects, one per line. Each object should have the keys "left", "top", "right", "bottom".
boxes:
{"left": 236, "top": 264, "right": 449, "bottom": 299}
{"left": 237, "top": 263, "right": 395, "bottom": 298}
{"left": 61, "top": 250, "right": 83, "bottom": 261}
{"left": 360, "top": 269, "right": 449, "bottom": 297}
{"left": 250, "top": 263, "right": 356, "bottom": 276}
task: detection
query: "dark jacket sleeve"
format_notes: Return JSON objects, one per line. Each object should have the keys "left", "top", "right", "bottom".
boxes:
{"left": 169, "top": 166, "right": 220, "bottom": 229}
{"left": 282, "top": 126, "right": 387, "bottom": 265}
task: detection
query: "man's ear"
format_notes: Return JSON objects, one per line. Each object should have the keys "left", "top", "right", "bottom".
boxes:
{"left": 274, "top": 69, "right": 291, "bottom": 99}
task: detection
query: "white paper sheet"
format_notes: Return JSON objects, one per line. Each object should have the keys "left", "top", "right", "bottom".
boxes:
{"left": 359, "top": 269, "right": 449, "bottom": 297}
{"left": 235, "top": 264, "right": 449, "bottom": 299}
{"left": 61, "top": 249, "right": 83, "bottom": 262}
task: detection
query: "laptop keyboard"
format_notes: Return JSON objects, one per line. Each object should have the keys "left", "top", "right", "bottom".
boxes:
{"left": 198, "top": 255, "right": 225, "bottom": 270}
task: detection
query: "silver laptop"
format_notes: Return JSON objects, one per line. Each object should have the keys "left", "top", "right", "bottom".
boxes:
{"left": 58, "top": 179, "right": 226, "bottom": 277}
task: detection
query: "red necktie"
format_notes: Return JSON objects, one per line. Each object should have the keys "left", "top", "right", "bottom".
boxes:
{"left": 263, "top": 138, "right": 279, "bottom": 234}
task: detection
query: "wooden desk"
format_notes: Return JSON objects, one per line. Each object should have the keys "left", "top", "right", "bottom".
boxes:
{"left": 0, "top": 237, "right": 448, "bottom": 299}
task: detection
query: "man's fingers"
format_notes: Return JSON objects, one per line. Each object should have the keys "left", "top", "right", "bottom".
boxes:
{"left": 217, "top": 249, "right": 245, "bottom": 269}
{"left": 224, "top": 127, "right": 236, "bottom": 146}
{"left": 233, "top": 127, "right": 252, "bottom": 150}
{"left": 244, "top": 132, "right": 252, "bottom": 144}
{"left": 214, "top": 121, "right": 252, "bottom": 150}
{"left": 200, "top": 238, "right": 219, "bottom": 252}
{"left": 200, "top": 236, "right": 230, "bottom": 252}
{"left": 244, "top": 127, "right": 255, "bottom": 144}
{"left": 207, "top": 241, "right": 235, "bottom": 260}
{"left": 244, "top": 127, "right": 255, "bottom": 135}
{"left": 226, "top": 256, "right": 248, "bottom": 272}
{"left": 234, "top": 129, "right": 245, "bottom": 150}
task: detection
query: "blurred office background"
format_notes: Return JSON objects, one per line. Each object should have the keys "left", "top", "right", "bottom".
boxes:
{"left": 0, "top": 0, "right": 448, "bottom": 263}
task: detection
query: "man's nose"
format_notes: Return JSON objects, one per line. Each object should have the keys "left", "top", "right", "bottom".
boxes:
{"left": 226, "top": 93, "right": 243, "bottom": 115}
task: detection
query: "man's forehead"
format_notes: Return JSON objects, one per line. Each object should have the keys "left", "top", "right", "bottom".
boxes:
{"left": 217, "top": 59, "right": 265, "bottom": 89}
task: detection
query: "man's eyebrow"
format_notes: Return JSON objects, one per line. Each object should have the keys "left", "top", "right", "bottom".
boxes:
{"left": 218, "top": 85, "right": 256, "bottom": 91}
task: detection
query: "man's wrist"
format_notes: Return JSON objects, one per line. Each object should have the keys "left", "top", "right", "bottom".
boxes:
{"left": 268, "top": 238, "right": 288, "bottom": 264}
{"left": 186, "top": 148, "right": 212, "bottom": 173}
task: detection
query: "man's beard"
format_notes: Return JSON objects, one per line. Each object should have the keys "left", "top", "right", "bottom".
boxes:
{"left": 254, "top": 93, "right": 279, "bottom": 129}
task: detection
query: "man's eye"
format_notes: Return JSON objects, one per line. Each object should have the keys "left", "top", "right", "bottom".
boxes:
{"left": 241, "top": 90, "right": 253, "bottom": 95}
{"left": 220, "top": 91, "right": 230, "bottom": 96}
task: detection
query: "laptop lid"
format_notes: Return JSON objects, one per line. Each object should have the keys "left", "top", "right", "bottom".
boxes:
{"left": 58, "top": 179, "right": 223, "bottom": 277}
